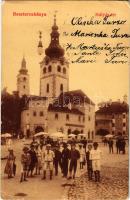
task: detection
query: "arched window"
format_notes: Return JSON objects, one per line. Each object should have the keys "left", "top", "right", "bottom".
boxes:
{"left": 46, "top": 84, "right": 49, "bottom": 93}
{"left": 63, "top": 67, "right": 66, "bottom": 74}
{"left": 48, "top": 65, "right": 52, "bottom": 72}
{"left": 68, "top": 129, "right": 71, "bottom": 135}
{"left": 40, "top": 111, "right": 44, "bottom": 116}
{"left": 88, "top": 116, "right": 91, "bottom": 121}
{"left": 43, "top": 67, "right": 46, "bottom": 74}
{"left": 92, "top": 131, "right": 94, "bottom": 139}
{"left": 33, "top": 111, "right": 36, "bottom": 117}
{"left": 81, "top": 130, "right": 83, "bottom": 134}
{"left": 57, "top": 65, "right": 61, "bottom": 72}
{"left": 60, "top": 84, "right": 63, "bottom": 92}
{"left": 78, "top": 116, "right": 81, "bottom": 122}
{"left": 66, "top": 114, "right": 69, "bottom": 121}
{"left": 23, "top": 77, "right": 26, "bottom": 81}
{"left": 55, "top": 113, "right": 58, "bottom": 120}
{"left": 88, "top": 131, "right": 90, "bottom": 139}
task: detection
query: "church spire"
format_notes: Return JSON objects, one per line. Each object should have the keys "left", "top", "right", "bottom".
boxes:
{"left": 19, "top": 56, "right": 28, "bottom": 75}
{"left": 45, "top": 13, "right": 64, "bottom": 59}
{"left": 54, "top": 12, "right": 56, "bottom": 26}
{"left": 17, "top": 57, "right": 30, "bottom": 97}
{"left": 21, "top": 56, "right": 26, "bottom": 69}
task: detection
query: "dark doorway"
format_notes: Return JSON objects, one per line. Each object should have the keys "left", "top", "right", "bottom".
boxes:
{"left": 35, "top": 126, "right": 44, "bottom": 133}
{"left": 96, "top": 129, "right": 109, "bottom": 136}
{"left": 68, "top": 129, "right": 71, "bottom": 135}
{"left": 72, "top": 130, "right": 80, "bottom": 135}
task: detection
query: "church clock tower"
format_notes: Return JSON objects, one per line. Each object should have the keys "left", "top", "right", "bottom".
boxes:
{"left": 40, "top": 15, "right": 69, "bottom": 98}
{"left": 17, "top": 57, "right": 30, "bottom": 97}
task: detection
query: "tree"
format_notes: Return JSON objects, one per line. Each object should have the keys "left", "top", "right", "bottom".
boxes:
{"left": 1, "top": 89, "right": 27, "bottom": 136}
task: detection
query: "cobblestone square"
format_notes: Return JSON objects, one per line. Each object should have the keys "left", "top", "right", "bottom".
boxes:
{"left": 1, "top": 140, "right": 128, "bottom": 200}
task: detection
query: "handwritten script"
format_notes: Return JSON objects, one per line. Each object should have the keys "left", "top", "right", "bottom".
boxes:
{"left": 63, "top": 16, "right": 130, "bottom": 64}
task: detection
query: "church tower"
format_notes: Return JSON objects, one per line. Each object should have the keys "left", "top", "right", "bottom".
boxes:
{"left": 17, "top": 57, "right": 30, "bottom": 97}
{"left": 40, "top": 14, "right": 69, "bottom": 98}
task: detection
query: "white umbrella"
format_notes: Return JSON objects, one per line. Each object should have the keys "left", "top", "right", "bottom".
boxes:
{"left": 1, "top": 133, "right": 12, "bottom": 138}
{"left": 50, "top": 132, "right": 67, "bottom": 138}
{"left": 34, "top": 132, "right": 48, "bottom": 137}
{"left": 105, "top": 134, "right": 113, "bottom": 138}
{"left": 68, "top": 134, "right": 76, "bottom": 138}
{"left": 78, "top": 133, "right": 86, "bottom": 137}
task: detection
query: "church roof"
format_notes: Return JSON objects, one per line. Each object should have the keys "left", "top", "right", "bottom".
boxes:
{"left": 19, "top": 57, "right": 28, "bottom": 75}
{"left": 96, "top": 101, "right": 129, "bottom": 114}
{"left": 48, "top": 103, "right": 84, "bottom": 115}
{"left": 55, "top": 90, "right": 95, "bottom": 106}
{"left": 48, "top": 89, "right": 94, "bottom": 115}
{"left": 28, "top": 95, "right": 47, "bottom": 101}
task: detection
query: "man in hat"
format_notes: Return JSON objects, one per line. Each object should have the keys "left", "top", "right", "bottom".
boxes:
{"left": 42, "top": 144, "right": 54, "bottom": 180}
{"left": 68, "top": 143, "right": 80, "bottom": 179}
{"left": 108, "top": 138, "right": 114, "bottom": 154}
{"left": 53, "top": 145, "right": 62, "bottom": 176}
{"left": 90, "top": 142, "right": 102, "bottom": 182}
{"left": 61, "top": 143, "right": 70, "bottom": 178}
{"left": 27, "top": 145, "right": 38, "bottom": 177}
{"left": 86, "top": 144, "right": 93, "bottom": 180}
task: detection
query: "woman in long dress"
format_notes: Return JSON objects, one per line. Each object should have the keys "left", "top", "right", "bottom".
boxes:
{"left": 4, "top": 149, "right": 16, "bottom": 178}
{"left": 35, "top": 145, "right": 42, "bottom": 175}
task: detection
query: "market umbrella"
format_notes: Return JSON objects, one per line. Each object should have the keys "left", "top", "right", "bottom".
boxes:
{"left": 104, "top": 134, "right": 113, "bottom": 138}
{"left": 34, "top": 132, "right": 48, "bottom": 137}
{"left": 78, "top": 133, "right": 86, "bottom": 137}
{"left": 50, "top": 132, "right": 67, "bottom": 138}
{"left": 1, "top": 133, "right": 12, "bottom": 138}
{"left": 68, "top": 133, "right": 76, "bottom": 138}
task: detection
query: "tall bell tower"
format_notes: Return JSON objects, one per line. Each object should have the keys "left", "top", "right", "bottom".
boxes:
{"left": 17, "top": 57, "right": 30, "bottom": 97}
{"left": 40, "top": 14, "right": 69, "bottom": 98}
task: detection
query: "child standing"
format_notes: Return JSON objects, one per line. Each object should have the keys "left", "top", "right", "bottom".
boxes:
{"left": 90, "top": 142, "right": 102, "bottom": 182}
{"left": 86, "top": 144, "right": 93, "bottom": 180}
{"left": 20, "top": 147, "right": 30, "bottom": 182}
{"left": 79, "top": 144, "right": 85, "bottom": 170}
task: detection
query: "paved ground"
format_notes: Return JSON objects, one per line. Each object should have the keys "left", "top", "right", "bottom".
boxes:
{"left": 67, "top": 164, "right": 128, "bottom": 200}
{"left": 1, "top": 139, "right": 129, "bottom": 200}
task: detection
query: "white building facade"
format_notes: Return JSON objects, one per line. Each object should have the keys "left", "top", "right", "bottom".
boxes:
{"left": 19, "top": 16, "right": 95, "bottom": 140}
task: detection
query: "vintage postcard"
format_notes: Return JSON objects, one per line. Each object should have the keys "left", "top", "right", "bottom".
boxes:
{"left": 1, "top": 1, "right": 129, "bottom": 200}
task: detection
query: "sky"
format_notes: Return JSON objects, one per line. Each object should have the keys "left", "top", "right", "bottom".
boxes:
{"left": 2, "top": 1, "right": 130, "bottom": 105}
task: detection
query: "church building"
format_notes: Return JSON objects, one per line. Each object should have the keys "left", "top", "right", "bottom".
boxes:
{"left": 17, "top": 15, "right": 95, "bottom": 139}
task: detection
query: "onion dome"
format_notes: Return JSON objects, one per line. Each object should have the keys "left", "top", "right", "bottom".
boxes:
{"left": 45, "top": 14, "right": 64, "bottom": 59}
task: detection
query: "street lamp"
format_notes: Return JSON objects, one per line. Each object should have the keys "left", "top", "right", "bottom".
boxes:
{"left": 45, "top": 117, "right": 48, "bottom": 132}
{"left": 37, "top": 31, "right": 43, "bottom": 55}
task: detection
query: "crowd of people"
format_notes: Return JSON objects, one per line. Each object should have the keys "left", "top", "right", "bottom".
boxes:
{"left": 4, "top": 135, "right": 127, "bottom": 184}
{"left": 4, "top": 136, "right": 103, "bottom": 183}
{"left": 103, "top": 137, "right": 126, "bottom": 154}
